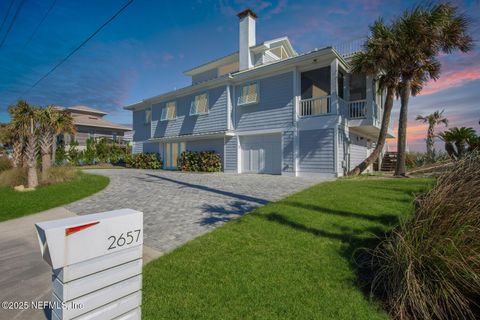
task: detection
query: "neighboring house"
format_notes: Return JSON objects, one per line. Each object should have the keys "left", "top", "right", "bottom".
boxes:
{"left": 125, "top": 9, "right": 394, "bottom": 177}
{"left": 58, "top": 105, "right": 131, "bottom": 149}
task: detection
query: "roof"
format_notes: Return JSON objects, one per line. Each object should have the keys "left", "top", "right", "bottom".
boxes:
{"left": 183, "top": 37, "right": 297, "bottom": 76}
{"left": 72, "top": 113, "right": 131, "bottom": 131}
{"left": 66, "top": 105, "right": 108, "bottom": 116}
{"left": 125, "top": 46, "right": 348, "bottom": 111}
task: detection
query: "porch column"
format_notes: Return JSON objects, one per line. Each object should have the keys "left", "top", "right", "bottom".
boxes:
{"left": 365, "top": 75, "right": 374, "bottom": 120}
{"left": 330, "top": 59, "right": 338, "bottom": 114}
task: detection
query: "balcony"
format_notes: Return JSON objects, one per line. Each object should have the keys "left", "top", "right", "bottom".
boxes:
{"left": 299, "top": 96, "right": 331, "bottom": 117}
{"left": 298, "top": 95, "right": 394, "bottom": 138}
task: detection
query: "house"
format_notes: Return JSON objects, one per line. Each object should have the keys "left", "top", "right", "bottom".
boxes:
{"left": 125, "top": 9, "right": 394, "bottom": 177}
{"left": 58, "top": 105, "right": 131, "bottom": 149}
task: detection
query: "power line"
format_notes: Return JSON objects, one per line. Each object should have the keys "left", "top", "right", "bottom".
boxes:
{"left": 22, "top": 0, "right": 57, "bottom": 50}
{"left": 23, "top": 0, "right": 134, "bottom": 95}
{"left": 0, "top": 0, "right": 27, "bottom": 49}
{"left": 0, "top": 0, "right": 16, "bottom": 35}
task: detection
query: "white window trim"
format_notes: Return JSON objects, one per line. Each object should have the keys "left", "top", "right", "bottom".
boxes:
{"left": 237, "top": 81, "right": 259, "bottom": 106}
{"left": 145, "top": 108, "right": 152, "bottom": 124}
{"left": 160, "top": 101, "right": 177, "bottom": 121}
{"left": 189, "top": 92, "right": 209, "bottom": 115}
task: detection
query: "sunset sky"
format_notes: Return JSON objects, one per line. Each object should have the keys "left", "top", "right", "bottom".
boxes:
{"left": 0, "top": 0, "right": 478, "bottom": 152}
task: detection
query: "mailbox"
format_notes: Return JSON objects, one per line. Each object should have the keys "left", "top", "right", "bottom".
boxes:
{"left": 35, "top": 209, "right": 143, "bottom": 320}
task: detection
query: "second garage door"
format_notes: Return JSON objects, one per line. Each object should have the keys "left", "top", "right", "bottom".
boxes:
{"left": 241, "top": 133, "right": 281, "bottom": 174}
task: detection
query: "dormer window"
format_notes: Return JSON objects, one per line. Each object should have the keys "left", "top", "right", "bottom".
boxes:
{"left": 160, "top": 102, "right": 176, "bottom": 121}
{"left": 190, "top": 93, "right": 209, "bottom": 115}
{"left": 266, "top": 45, "right": 288, "bottom": 60}
{"left": 238, "top": 82, "right": 259, "bottom": 106}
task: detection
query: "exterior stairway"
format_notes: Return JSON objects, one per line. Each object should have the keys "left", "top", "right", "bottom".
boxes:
{"left": 381, "top": 152, "right": 397, "bottom": 171}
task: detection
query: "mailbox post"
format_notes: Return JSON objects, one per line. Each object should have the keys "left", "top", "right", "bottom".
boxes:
{"left": 35, "top": 209, "right": 143, "bottom": 320}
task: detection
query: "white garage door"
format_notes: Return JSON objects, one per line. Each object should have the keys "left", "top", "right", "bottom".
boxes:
{"left": 241, "top": 133, "right": 281, "bottom": 174}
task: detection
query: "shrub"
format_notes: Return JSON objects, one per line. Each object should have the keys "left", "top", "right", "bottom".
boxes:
{"left": 126, "top": 153, "right": 162, "bottom": 169}
{"left": 55, "top": 141, "right": 67, "bottom": 165}
{"left": 0, "top": 167, "right": 28, "bottom": 187}
{"left": 42, "top": 166, "right": 77, "bottom": 185}
{"left": 370, "top": 152, "right": 480, "bottom": 320}
{"left": 405, "top": 151, "right": 450, "bottom": 169}
{"left": 178, "top": 150, "right": 222, "bottom": 172}
{"left": 67, "top": 140, "right": 82, "bottom": 165}
{"left": 0, "top": 156, "right": 12, "bottom": 173}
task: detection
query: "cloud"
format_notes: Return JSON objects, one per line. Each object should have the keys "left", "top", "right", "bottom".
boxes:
{"left": 162, "top": 53, "right": 175, "bottom": 62}
{"left": 421, "top": 69, "right": 480, "bottom": 95}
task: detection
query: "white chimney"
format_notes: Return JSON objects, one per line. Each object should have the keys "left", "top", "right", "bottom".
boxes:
{"left": 238, "top": 9, "right": 257, "bottom": 70}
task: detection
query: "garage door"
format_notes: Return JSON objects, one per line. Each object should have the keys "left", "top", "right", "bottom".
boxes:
{"left": 241, "top": 134, "right": 281, "bottom": 174}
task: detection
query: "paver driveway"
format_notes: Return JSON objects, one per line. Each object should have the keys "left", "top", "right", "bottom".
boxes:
{"left": 67, "top": 169, "right": 325, "bottom": 254}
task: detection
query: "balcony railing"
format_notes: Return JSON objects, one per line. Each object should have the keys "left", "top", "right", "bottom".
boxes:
{"left": 348, "top": 100, "right": 367, "bottom": 119}
{"left": 299, "top": 96, "right": 331, "bottom": 117}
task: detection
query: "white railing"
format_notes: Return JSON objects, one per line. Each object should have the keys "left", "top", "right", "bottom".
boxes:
{"left": 338, "top": 97, "right": 348, "bottom": 118}
{"left": 348, "top": 100, "right": 367, "bottom": 119}
{"left": 299, "top": 96, "right": 331, "bottom": 117}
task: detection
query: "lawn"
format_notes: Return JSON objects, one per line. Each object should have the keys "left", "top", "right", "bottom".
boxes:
{"left": 0, "top": 172, "right": 109, "bottom": 222}
{"left": 143, "top": 177, "right": 434, "bottom": 320}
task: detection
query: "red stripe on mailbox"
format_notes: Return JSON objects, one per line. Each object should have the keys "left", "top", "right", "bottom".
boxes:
{"left": 65, "top": 221, "right": 100, "bottom": 236}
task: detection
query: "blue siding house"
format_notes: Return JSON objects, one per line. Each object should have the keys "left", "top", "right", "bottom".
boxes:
{"left": 125, "top": 9, "right": 394, "bottom": 177}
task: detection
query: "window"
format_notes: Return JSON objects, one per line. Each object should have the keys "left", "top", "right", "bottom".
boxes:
{"left": 237, "top": 82, "right": 259, "bottom": 105}
{"left": 145, "top": 108, "right": 152, "bottom": 124}
{"left": 190, "top": 93, "right": 209, "bottom": 115}
{"left": 338, "top": 71, "right": 345, "bottom": 99}
{"left": 349, "top": 73, "right": 367, "bottom": 101}
{"left": 161, "top": 102, "right": 176, "bottom": 121}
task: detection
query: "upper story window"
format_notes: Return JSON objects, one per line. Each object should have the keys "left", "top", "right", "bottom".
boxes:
{"left": 145, "top": 108, "right": 152, "bottom": 124}
{"left": 161, "top": 101, "right": 176, "bottom": 121}
{"left": 349, "top": 73, "right": 367, "bottom": 101}
{"left": 190, "top": 93, "right": 209, "bottom": 115}
{"left": 237, "top": 82, "right": 259, "bottom": 106}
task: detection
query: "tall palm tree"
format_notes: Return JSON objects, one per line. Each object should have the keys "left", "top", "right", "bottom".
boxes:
{"left": 51, "top": 109, "right": 76, "bottom": 165}
{"left": 348, "top": 19, "right": 400, "bottom": 175}
{"left": 393, "top": 3, "right": 472, "bottom": 176}
{"left": 36, "top": 106, "right": 59, "bottom": 180}
{"left": 8, "top": 100, "right": 39, "bottom": 188}
{"left": 415, "top": 110, "right": 448, "bottom": 161}
{"left": 439, "top": 127, "right": 476, "bottom": 159}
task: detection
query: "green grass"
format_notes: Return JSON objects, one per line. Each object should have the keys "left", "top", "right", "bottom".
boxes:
{"left": 143, "top": 177, "right": 434, "bottom": 320}
{"left": 0, "top": 172, "right": 109, "bottom": 222}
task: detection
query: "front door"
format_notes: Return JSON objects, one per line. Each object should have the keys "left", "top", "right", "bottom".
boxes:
{"left": 164, "top": 142, "right": 185, "bottom": 170}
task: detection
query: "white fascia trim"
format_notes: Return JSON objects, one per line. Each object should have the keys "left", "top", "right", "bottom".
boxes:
{"left": 234, "top": 128, "right": 286, "bottom": 136}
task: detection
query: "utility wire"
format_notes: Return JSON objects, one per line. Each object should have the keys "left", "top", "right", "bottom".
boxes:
{"left": 0, "top": 0, "right": 27, "bottom": 49}
{"left": 22, "top": 0, "right": 57, "bottom": 50}
{"left": 23, "top": 0, "right": 134, "bottom": 95}
{"left": 0, "top": 0, "right": 16, "bottom": 35}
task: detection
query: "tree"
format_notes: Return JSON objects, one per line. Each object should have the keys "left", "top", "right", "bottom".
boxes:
{"left": 51, "top": 108, "right": 76, "bottom": 164}
{"left": 36, "top": 106, "right": 59, "bottom": 180}
{"left": 8, "top": 100, "right": 39, "bottom": 188}
{"left": 348, "top": 19, "right": 400, "bottom": 175}
{"left": 439, "top": 127, "right": 476, "bottom": 159}
{"left": 415, "top": 110, "right": 448, "bottom": 161}
{"left": 393, "top": 3, "right": 472, "bottom": 176}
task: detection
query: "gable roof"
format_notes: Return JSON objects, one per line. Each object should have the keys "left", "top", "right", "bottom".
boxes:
{"left": 72, "top": 113, "right": 131, "bottom": 131}
{"left": 66, "top": 105, "right": 108, "bottom": 116}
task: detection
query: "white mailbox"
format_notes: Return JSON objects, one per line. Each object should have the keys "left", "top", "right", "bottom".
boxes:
{"left": 35, "top": 209, "right": 143, "bottom": 320}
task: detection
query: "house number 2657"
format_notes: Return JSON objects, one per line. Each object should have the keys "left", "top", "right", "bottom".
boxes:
{"left": 108, "top": 229, "right": 141, "bottom": 250}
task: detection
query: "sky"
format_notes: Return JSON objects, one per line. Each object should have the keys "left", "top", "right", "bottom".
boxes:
{"left": 0, "top": 0, "right": 479, "bottom": 152}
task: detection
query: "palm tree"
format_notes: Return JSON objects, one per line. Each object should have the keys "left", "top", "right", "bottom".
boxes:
{"left": 51, "top": 109, "right": 76, "bottom": 165}
{"left": 415, "top": 110, "right": 448, "bottom": 161}
{"left": 393, "top": 3, "right": 472, "bottom": 176}
{"left": 348, "top": 19, "right": 400, "bottom": 175}
{"left": 36, "top": 106, "right": 59, "bottom": 180}
{"left": 8, "top": 100, "right": 39, "bottom": 188}
{"left": 439, "top": 127, "right": 476, "bottom": 159}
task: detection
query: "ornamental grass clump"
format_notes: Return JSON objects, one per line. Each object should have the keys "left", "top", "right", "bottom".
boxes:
{"left": 370, "top": 151, "right": 480, "bottom": 320}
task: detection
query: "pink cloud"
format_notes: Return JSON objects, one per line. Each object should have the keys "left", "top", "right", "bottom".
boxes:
{"left": 162, "top": 53, "right": 174, "bottom": 62}
{"left": 421, "top": 68, "right": 480, "bottom": 95}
